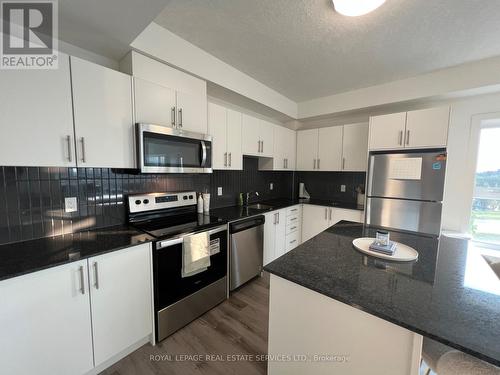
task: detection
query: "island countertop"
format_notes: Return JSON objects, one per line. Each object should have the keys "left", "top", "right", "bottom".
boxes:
{"left": 264, "top": 221, "right": 500, "bottom": 367}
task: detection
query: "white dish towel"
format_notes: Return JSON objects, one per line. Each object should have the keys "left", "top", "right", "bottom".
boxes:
{"left": 182, "top": 232, "right": 210, "bottom": 278}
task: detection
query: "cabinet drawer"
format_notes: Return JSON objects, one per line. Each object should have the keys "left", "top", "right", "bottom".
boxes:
{"left": 286, "top": 222, "right": 300, "bottom": 235}
{"left": 285, "top": 231, "right": 301, "bottom": 252}
{"left": 286, "top": 205, "right": 301, "bottom": 217}
{"left": 286, "top": 215, "right": 300, "bottom": 226}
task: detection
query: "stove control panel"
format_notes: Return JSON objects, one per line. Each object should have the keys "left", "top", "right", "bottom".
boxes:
{"left": 128, "top": 192, "right": 197, "bottom": 213}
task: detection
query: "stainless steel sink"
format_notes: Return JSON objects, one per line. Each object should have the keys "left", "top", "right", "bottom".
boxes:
{"left": 247, "top": 203, "right": 274, "bottom": 210}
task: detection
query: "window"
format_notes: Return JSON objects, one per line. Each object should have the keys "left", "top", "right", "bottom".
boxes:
{"left": 470, "top": 125, "right": 500, "bottom": 246}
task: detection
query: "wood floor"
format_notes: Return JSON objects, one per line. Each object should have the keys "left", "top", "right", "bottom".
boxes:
{"left": 101, "top": 273, "right": 270, "bottom": 375}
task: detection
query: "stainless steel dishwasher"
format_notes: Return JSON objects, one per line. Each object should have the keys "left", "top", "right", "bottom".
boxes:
{"left": 229, "top": 215, "right": 265, "bottom": 291}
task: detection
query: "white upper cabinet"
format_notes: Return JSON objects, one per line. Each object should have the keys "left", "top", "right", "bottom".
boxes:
{"left": 297, "top": 129, "right": 319, "bottom": 171}
{"left": 342, "top": 123, "right": 369, "bottom": 171}
{"left": 208, "top": 102, "right": 242, "bottom": 170}
{"left": 261, "top": 125, "right": 296, "bottom": 171}
{"left": 405, "top": 107, "right": 450, "bottom": 148}
{"left": 0, "top": 260, "right": 94, "bottom": 375}
{"left": 226, "top": 108, "right": 243, "bottom": 170}
{"left": 241, "top": 113, "right": 263, "bottom": 156}
{"left": 71, "top": 57, "right": 135, "bottom": 168}
{"left": 122, "top": 51, "right": 207, "bottom": 134}
{"left": 259, "top": 120, "right": 275, "bottom": 157}
{"left": 134, "top": 78, "right": 177, "bottom": 127}
{"left": 369, "top": 112, "right": 407, "bottom": 150}
{"left": 176, "top": 90, "right": 207, "bottom": 134}
{"left": 318, "top": 126, "right": 343, "bottom": 171}
{"left": 369, "top": 107, "right": 450, "bottom": 150}
{"left": 89, "top": 243, "right": 152, "bottom": 367}
{"left": 0, "top": 53, "right": 75, "bottom": 167}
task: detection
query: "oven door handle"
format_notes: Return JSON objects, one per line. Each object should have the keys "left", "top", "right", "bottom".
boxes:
{"left": 156, "top": 225, "right": 227, "bottom": 250}
{"left": 200, "top": 141, "right": 207, "bottom": 167}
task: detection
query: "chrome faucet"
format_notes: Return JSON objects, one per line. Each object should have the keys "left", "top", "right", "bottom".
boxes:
{"left": 244, "top": 191, "right": 259, "bottom": 205}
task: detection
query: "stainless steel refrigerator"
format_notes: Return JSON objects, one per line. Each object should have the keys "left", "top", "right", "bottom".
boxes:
{"left": 366, "top": 149, "right": 447, "bottom": 236}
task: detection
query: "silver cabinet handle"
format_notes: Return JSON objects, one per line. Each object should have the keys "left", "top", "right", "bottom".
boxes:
{"left": 290, "top": 217, "right": 297, "bottom": 221}
{"left": 273, "top": 213, "right": 277, "bottom": 225}
{"left": 398, "top": 130, "right": 403, "bottom": 146}
{"left": 283, "top": 159, "right": 286, "bottom": 169}
{"left": 200, "top": 141, "right": 207, "bottom": 166}
{"left": 317, "top": 158, "right": 320, "bottom": 169}
{"left": 286, "top": 159, "right": 288, "bottom": 169}
{"left": 229, "top": 152, "right": 232, "bottom": 167}
{"left": 290, "top": 226, "right": 297, "bottom": 230}
{"left": 171, "top": 107, "right": 176, "bottom": 126}
{"left": 313, "top": 159, "right": 316, "bottom": 169}
{"left": 258, "top": 140, "right": 261, "bottom": 153}
{"left": 342, "top": 157, "right": 346, "bottom": 170}
{"left": 277, "top": 212, "right": 280, "bottom": 224}
{"left": 261, "top": 140, "right": 264, "bottom": 153}
{"left": 290, "top": 239, "right": 297, "bottom": 244}
{"left": 406, "top": 130, "right": 410, "bottom": 145}
{"left": 329, "top": 208, "right": 332, "bottom": 221}
{"left": 93, "top": 261, "right": 99, "bottom": 289}
{"left": 324, "top": 208, "right": 328, "bottom": 220}
{"left": 66, "top": 135, "right": 72, "bottom": 162}
{"left": 80, "top": 137, "right": 86, "bottom": 163}
{"left": 178, "top": 108, "right": 183, "bottom": 128}
{"left": 78, "top": 265, "right": 85, "bottom": 295}
{"left": 224, "top": 152, "right": 227, "bottom": 167}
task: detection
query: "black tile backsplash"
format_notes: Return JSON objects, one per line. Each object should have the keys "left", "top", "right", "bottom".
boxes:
{"left": 0, "top": 159, "right": 364, "bottom": 245}
{"left": 294, "top": 171, "right": 366, "bottom": 203}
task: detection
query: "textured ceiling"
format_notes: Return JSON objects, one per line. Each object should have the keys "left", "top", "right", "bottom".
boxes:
{"left": 59, "top": 0, "right": 169, "bottom": 60}
{"left": 155, "top": 0, "right": 500, "bottom": 101}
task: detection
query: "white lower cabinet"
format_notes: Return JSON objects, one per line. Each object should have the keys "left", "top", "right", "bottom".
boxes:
{"left": 264, "top": 209, "right": 286, "bottom": 266}
{"left": 0, "top": 243, "right": 152, "bottom": 375}
{"left": 302, "top": 205, "right": 364, "bottom": 242}
{"left": 0, "top": 260, "right": 94, "bottom": 375}
{"left": 89, "top": 243, "right": 152, "bottom": 367}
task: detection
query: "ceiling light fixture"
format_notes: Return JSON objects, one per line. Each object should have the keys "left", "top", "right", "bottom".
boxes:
{"left": 333, "top": 0, "right": 386, "bottom": 16}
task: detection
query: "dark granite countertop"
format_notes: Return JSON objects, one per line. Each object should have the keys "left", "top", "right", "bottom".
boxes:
{"left": 264, "top": 221, "right": 500, "bottom": 367}
{"left": 210, "top": 198, "right": 363, "bottom": 222}
{"left": 0, "top": 225, "right": 154, "bottom": 282}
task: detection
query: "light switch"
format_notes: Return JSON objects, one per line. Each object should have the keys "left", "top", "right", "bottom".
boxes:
{"left": 270, "top": 183, "right": 274, "bottom": 190}
{"left": 65, "top": 197, "right": 78, "bottom": 213}
{"left": 217, "top": 187, "right": 223, "bottom": 196}
{"left": 340, "top": 185, "right": 346, "bottom": 193}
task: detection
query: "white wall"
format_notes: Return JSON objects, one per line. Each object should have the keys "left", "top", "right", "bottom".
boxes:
{"left": 442, "top": 92, "right": 500, "bottom": 232}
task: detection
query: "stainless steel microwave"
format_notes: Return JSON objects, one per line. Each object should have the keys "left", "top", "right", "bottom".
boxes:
{"left": 136, "top": 123, "right": 212, "bottom": 173}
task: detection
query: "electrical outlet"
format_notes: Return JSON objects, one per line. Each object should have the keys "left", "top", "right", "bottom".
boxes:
{"left": 340, "top": 185, "right": 346, "bottom": 193}
{"left": 217, "top": 187, "right": 223, "bottom": 196}
{"left": 65, "top": 197, "right": 78, "bottom": 213}
{"left": 270, "top": 183, "right": 274, "bottom": 191}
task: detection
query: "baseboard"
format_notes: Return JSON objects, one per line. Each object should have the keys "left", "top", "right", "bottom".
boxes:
{"left": 84, "top": 334, "right": 152, "bottom": 375}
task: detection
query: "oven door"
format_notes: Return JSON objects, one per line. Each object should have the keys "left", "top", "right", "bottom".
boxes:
{"left": 137, "top": 123, "right": 212, "bottom": 173}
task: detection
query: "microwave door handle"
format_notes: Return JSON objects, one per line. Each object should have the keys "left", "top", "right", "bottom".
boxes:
{"left": 201, "top": 141, "right": 207, "bottom": 166}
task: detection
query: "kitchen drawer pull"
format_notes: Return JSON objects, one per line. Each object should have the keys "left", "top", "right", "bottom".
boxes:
{"left": 290, "top": 217, "right": 297, "bottom": 221}
{"left": 289, "top": 239, "right": 297, "bottom": 244}
{"left": 93, "top": 262, "right": 99, "bottom": 289}
{"left": 66, "top": 135, "right": 72, "bottom": 162}
{"left": 171, "top": 107, "right": 176, "bottom": 126}
{"left": 290, "top": 208, "right": 297, "bottom": 212}
{"left": 290, "top": 226, "right": 297, "bottom": 231}
{"left": 78, "top": 265, "right": 85, "bottom": 295}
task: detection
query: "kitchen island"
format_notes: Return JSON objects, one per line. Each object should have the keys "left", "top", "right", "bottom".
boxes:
{"left": 264, "top": 221, "right": 500, "bottom": 374}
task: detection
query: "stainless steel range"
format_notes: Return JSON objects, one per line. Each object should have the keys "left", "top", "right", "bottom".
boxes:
{"left": 128, "top": 191, "right": 227, "bottom": 342}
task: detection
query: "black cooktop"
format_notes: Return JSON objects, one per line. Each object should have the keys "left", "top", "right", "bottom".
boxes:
{"left": 131, "top": 212, "right": 225, "bottom": 239}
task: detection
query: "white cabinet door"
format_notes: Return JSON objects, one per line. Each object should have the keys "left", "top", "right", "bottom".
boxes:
{"left": 208, "top": 102, "right": 227, "bottom": 170}
{"left": 369, "top": 112, "right": 407, "bottom": 150}
{"left": 318, "top": 126, "right": 343, "bottom": 171}
{"left": 405, "top": 107, "right": 449, "bottom": 148}
{"left": 241, "top": 114, "right": 261, "bottom": 156}
{"left": 0, "top": 54, "right": 75, "bottom": 167}
{"left": 260, "top": 120, "right": 275, "bottom": 157}
{"left": 89, "top": 243, "right": 152, "bottom": 367}
{"left": 226, "top": 108, "right": 243, "bottom": 170}
{"left": 301, "top": 205, "right": 329, "bottom": 242}
{"left": 263, "top": 211, "right": 276, "bottom": 266}
{"left": 71, "top": 57, "right": 135, "bottom": 168}
{"left": 273, "top": 125, "right": 286, "bottom": 170}
{"left": 285, "top": 128, "right": 297, "bottom": 170}
{"left": 176, "top": 90, "right": 207, "bottom": 134}
{"left": 297, "top": 129, "right": 318, "bottom": 171}
{"left": 331, "top": 208, "right": 364, "bottom": 226}
{"left": 134, "top": 77, "right": 176, "bottom": 127}
{"left": 274, "top": 209, "right": 287, "bottom": 259}
{"left": 342, "top": 123, "right": 369, "bottom": 171}
{"left": 0, "top": 261, "right": 94, "bottom": 375}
